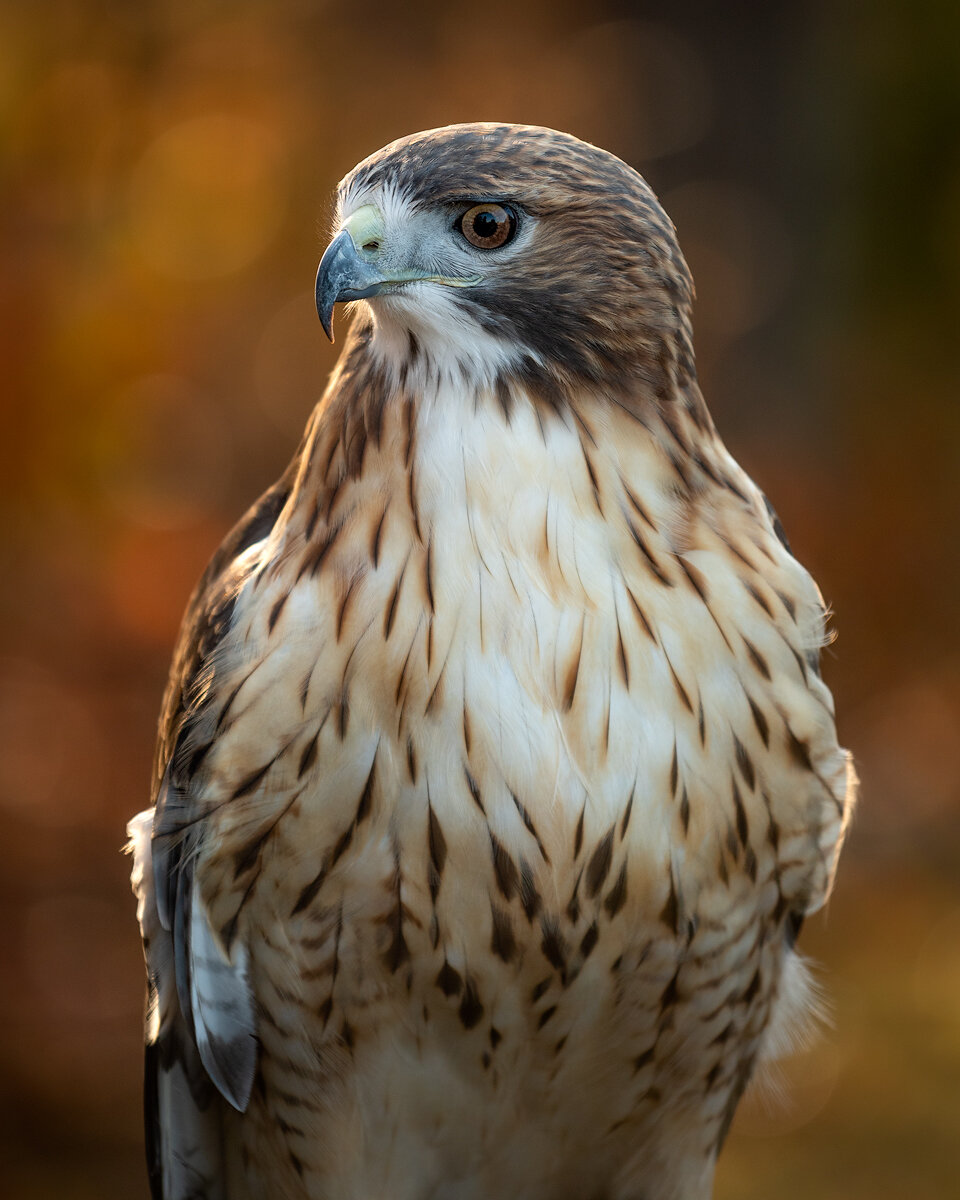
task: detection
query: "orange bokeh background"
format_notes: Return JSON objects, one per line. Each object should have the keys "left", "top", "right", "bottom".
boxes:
{"left": 1, "top": 2, "right": 958, "bottom": 1196}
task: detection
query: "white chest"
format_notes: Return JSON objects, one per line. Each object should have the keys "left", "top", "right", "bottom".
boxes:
{"left": 199, "top": 385, "right": 840, "bottom": 1200}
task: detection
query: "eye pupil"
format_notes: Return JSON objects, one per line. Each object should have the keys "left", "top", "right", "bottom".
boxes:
{"left": 473, "top": 212, "right": 498, "bottom": 238}
{"left": 459, "top": 203, "right": 517, "bottom": 249}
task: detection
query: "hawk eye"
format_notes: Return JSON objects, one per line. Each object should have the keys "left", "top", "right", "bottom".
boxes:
{"left": 458, "top": 203, "right": 517, "bottom": 250}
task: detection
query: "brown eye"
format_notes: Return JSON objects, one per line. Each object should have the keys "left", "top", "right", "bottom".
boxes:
{"left": 459, "top": 203, "right": 517, "bottom": 249}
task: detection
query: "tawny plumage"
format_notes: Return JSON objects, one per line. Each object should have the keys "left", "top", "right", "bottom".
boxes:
{"left": 129, "top": 123, "right": 856, "bottom": 1200}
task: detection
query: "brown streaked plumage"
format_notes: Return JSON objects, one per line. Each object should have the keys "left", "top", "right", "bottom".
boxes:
{"left": 129, "top": 123, "right": 856, "bottom": 1200}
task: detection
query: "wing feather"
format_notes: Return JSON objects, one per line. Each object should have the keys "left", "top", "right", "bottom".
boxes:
{"left": 130, "top": 469, "right": 296, "bottom": 1195}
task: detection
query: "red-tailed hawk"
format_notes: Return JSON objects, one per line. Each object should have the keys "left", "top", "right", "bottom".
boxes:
{"left": 129, "top": 123, "right": 855, "bottom": 1200}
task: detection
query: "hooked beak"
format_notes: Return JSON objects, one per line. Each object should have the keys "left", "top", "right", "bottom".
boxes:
{"left": 315, "top": 204, "right": 482, "bottom": 341}
{"left": 315, "top": 207, "right": 389, "bottom": 341}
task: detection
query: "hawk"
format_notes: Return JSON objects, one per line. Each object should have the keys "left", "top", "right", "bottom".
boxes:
{"left": 129, "top": 123, "right": 855, "bottom": 1200}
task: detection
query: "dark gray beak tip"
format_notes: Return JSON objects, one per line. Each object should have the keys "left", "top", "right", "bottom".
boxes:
{"left": 315, "top": 229, "right": 387, "bottom": 345}
{"left": 315, "top": 262, "right": 336, "bottom": 342}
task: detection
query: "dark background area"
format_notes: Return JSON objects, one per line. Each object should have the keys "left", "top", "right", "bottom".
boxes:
{"left": 1, "top": 1, "right": 958, "bottom": 1196}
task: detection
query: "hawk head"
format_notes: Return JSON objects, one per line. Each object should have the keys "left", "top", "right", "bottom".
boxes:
{"left": 316, "top": 123, "right": 696, "bottom": 402}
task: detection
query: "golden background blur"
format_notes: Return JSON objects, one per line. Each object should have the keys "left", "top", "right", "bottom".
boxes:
{"left": 1, "top": 1, "right": 958, "bottom": 1196}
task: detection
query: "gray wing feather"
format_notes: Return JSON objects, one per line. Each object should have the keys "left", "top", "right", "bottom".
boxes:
{"left": 130, "top": 473, "right": 295, "bottom": 1194}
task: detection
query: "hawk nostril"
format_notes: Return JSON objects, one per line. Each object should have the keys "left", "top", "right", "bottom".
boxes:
{"left": 362, "top": 240, "right": 380, "bottom": 252}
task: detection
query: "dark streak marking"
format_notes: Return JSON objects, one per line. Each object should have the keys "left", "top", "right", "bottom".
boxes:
{"left": 633, "top": 1045, "right": 655, "bottom": 1073}
{"left": 490, "top": 904, "right": 517, "bottom": 963}
{"left": 622, "top": 479, "right": 657, "bottom": 531}
{"left": 511, "top": 791, "right": 551, "bottom": 863}
{"left": 580, "top": 921, "right": 599, "bottom": 959}
{"left": 184, "top": 739, "right": 214, "bottom": 779}
{"left": 267, "top": 593, "right": 288, "bottom": 634}
{"left": 336, "top": 574, "right": 360, "bottom": 641}
{"left": 371, "top": 507, "right": 387, "bottom": 568}
{"left": 232, "top": 756, "right": 277, "bottom": 800}
{"left": 426, "top": 649, "right": 451, "bottom": 719}
{"left": 626, "top": 515, "right": 674, "bottom": 586}
{"left": 520, "top": 860, "right": 542, "bottom": 921}
{"left": 537, "top": 1005, "right": 557, "bottom": 1030}
{"left": 573, "top": 804, "right": 585, "bottom": 858}
{"left": 660, "top": 875, "right": 679, "bottom": 934}
{"left": 586, "top": 826, "right": 615, "bottom": 897}
{"left": 424, "top": 537, "right": 435, "bottom": 614}
{"left": 292, "top": 862, "right": 329, "bottom": 916}
{"left": 777, "top": 590, "right": 797, "bottom": 620}
{"left": 678, "top": 556, "right": 709, "bottom": 603}
{"left": 743, "top": 637, "right": 771, "bottom": 680}
{"left": 462, "top": 703, "right": 472, "bottom": 755}
{"left": 660, "top": 968, "right": 680, "bottom": 1010}
{"left": 428, "top": 802, "right": 447, "bottom": 885}
{"left": 571, "top": 404, "right": 598, "bottom": 447}
{"left": 383, "top": 852, "right": 410, "bottom": 973}
{"left": 384, "top": 564, "right": 407, "bottom": 639}
{"left": 489, "top": 833, "right": 520, "bottom": 900}
{"left": 336, "top": 687, "right": 349, "bottom": 739}
{"left": 787, "top": 728, "right": 814, "bottom": 773}
{"left": 746, "top": 694, "right": 770, "bottom": 747}
{"left": 495, "top": 374, "right": 513, "bottom": 421}
{"left": 539, "top": 918, "right": 568, "bottom": 973}
{"left": 604, "top": 863, "right": 628, "bottom": 917}
{"left": 562, "top": 615, "right": 585, "bottom": 711}
{"left": 463, "top": 765, "right": 485, "bottom": 814}
{"left": 664, "top": 652, "right": 693, "bottom": 713}
{"left": 722, "top": 472, "right": 750, "bottom": 505}
{"left": 566, "top": 867, "right": 583, "bottom": 924}
{"left": 744, "top": 580, "right": 773, "bottom": 616}
{"left": 580, "top": 439, "right": 603, "bottom": 515}
{"left": 620, "top": 787, "right": 635, "bottom": 839}
{"left": 299, "top": 668, "right": 312, "bottom": 712}
{"left": 303, "top": 499, "right": 321, "bottom": 543}
{"left": 531, "top": 978, "right": 551, "bottom": 1003}
{"left": 734, "top": 735, "right": 756, "bottom": 790}
{"left": 785, "top": 910, "right": 805, "bottom": 949}
{"left": 330, "top": 823, "right": 354, "bottom": 867}
{"left": 458, "top": 979, "right": 484, "bottom": 1029}
{"left": 356, "top": 750, "right": 377, "bottom": 824}
{"left": 394, "top": 629, "right": 422, "bottom": 721}
{"left": 299, "top": 519, "right": 344, "bottom": 582}
{"left": 436, "top": 960, "right": 462, "bottom": 997}
{"left": 407, "top": 461, "right": 423, "bottom": 543}
{"left": 615, "top": 602, "right": 630, "bottom": 687}
{"left": 623, "top": 583, "right": 657, "bottom": 646}
{"left": 215, "top": 671, "right": 253, "bottom": 732}
{"left": 731, "top": 778, "right": 749, "bottom": 847}
{"left": 719, "top": 534, "right": 757, "bottom": 573}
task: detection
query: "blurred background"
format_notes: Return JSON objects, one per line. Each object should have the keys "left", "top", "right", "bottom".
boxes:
{"left": 1, "top": 0, "right": 958, "bottom": 1195}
